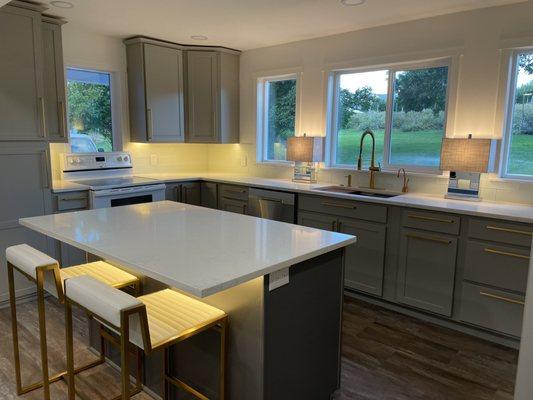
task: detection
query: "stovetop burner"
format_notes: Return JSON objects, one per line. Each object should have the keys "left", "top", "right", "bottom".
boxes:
{"left": 72, "top": 176, "right": 160, "bottom": 190}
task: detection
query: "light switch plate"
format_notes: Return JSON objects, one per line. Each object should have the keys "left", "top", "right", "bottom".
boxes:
{"left": 269, "top": 267, "right": 289, "bottom": 291}
{"left": 150, "top": 154, "right": 158, "bottom": 165}
{"left": 240, "top": 155, "right": 247, "bottom": 167}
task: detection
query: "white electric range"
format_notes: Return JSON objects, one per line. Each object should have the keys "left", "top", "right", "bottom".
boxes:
{"left": 61, "top": 152, "right": 166, "bottom": 209}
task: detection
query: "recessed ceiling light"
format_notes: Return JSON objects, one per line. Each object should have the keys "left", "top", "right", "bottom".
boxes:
{"left": 190, "top": 35, "right": 208, "bottom": 41}
{"left": 340, "top": 0, "right": 365, "bottom": 6}
{"left": 50, "top": 1, "right": 74, "bottom": 8}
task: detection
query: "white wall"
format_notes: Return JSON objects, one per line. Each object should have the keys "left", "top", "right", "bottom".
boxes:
{"left": 208, "top": 1, "right": 533, "bottom": 204}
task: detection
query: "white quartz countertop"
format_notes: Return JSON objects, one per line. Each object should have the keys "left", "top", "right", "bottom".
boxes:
{"left": 20, "top": 201, "right": 356, "bottom": 298}
{"left": 52, "top": 173, "right": 533, "bottom": 224}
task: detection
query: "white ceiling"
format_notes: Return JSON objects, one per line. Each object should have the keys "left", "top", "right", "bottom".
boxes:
{"left": 44, "top": 0, "right": 527, "bottom": 50}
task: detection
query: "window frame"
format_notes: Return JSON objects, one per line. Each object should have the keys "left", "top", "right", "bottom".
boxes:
{"left": 256, "top": 72, "right": 301, "bottom": 164}
{"left": 326, "top": 58, "right": 453, "bottom": 174}
{"left": 65, "top": 65, "right": 122, "bottom": 153}
{"left": 500, "top": 49, "right": 533, "bottom": 180}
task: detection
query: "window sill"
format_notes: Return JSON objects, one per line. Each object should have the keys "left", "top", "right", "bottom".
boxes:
{"left": 323, "top": 166, "right": 448, "bottom": 179}
{"left": 488, "top": 175, "right": 533, "bottom": 184}
{"left": 255, "top": 160, "right": 294, "bottom": 168}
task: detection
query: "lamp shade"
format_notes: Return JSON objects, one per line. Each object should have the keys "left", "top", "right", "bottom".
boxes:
{"left": 440, "top": 137, "right": 492, "bottom": 173}
{"left": 286, "top": 136, "right": 324, "bottom": 162}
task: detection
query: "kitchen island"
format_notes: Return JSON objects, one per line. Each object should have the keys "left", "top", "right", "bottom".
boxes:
{"left": 20, "top": 201, "right": 356, "bottom": 400}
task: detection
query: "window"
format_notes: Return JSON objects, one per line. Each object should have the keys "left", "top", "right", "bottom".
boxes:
{"left": 502, "top": 51, "right": 533, "bottom": 179}
{"left": 67, "top": 68, "right": 114, "bottom": 153}
{"left": 257, "top": 74, "right": 298, "bottom": 162}
{"left": 329, "top": 61, "right": 450, "bottom": 171}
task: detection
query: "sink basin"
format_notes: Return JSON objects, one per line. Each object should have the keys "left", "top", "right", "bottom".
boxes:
{"left": 314, "top": 186, "right": 400, "bottom": 198}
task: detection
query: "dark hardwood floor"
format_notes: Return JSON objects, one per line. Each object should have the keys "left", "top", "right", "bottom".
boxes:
{"left": 0, "top": 296, "right": 518, "bottom": 399}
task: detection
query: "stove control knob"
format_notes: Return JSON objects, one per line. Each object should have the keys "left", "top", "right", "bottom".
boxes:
{"left": 68, "top": 158, "right": 74, "bottom": 164}
{"left": 75, "top": 157, "right": 81, "bottom": 164}
{"left": 123, "top": 156, "right": 129, "bottom": 162}
{"left": 117, "top": 156, "right": 123, "bottom": 162}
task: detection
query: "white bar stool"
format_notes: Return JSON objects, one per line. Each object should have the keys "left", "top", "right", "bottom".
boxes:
{"left": 64, "top": 275, "right": 228, "bottom": 400}
{"left": 6, "top": 243, "right": 140, "bottom": 400}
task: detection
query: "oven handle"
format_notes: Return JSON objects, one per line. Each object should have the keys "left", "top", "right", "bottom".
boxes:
{"left": 92, "top": 184, "right": 166, "bottom": 197}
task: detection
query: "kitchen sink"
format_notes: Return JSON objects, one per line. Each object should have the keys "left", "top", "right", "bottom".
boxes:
{"left": 314, "top": 186, "right": 400, "bottom": 198}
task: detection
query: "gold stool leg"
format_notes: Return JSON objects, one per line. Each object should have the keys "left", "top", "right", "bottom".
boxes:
{"left": 220, "top": 317, "right": 228, "bottom": 400}
{"left": 36, "top": 269, "right": 51, "bottom": 400}
{"left": 7, "top": 262, "right": 23, "bottom": 395}
{"left": 120, "top": 312, "right": 131, "bottom": 400}
{"left": 65, "top": 299, "right": 76, "bottom": 400}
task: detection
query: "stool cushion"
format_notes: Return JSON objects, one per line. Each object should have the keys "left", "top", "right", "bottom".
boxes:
{"left": 132, "top": 289, "right": 226, "bottom": 350}
{"left": 61, "top": 261, "right": 138, "bottom": 289}
{"left": 65, "top": 275, "right": 142, "bottom": 329}
{"left": 6, "top": 244, "right": 58, "bottom": 278}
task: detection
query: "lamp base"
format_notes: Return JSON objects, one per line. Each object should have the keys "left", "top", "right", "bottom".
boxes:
{"left": 445, "top": 171, "right": 482, "bottom": 202}
{"left": 292, "top": 162, "right": 318, "bottom": 184}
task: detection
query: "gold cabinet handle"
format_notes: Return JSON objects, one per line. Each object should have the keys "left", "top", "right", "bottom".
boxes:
{"left": 408, "top": 214, "right": 454, "bottom": 224}
{"left": 322, "top": 202, "right": 356, "bottom": 210}
{"left": 59, "top": 196, "right": 87, "bottom": 202}
{"left": 331, "top": 221, "right": 337, "bottom": 231}
{"left": 146, "top": 108, "right": 153, "bottom": 141}
{"left": 479, "top": 291, "right": 525, "bottom": 306}
{"left": 221, "top": 196, "right": 247, "bottom": 202}
{"left": 486, "top": 225, "right": 533, "bottom": 236}
{"left": 41, "top": 150, "right": 50, "bottom": 189}
{"left": 406, "top": 233, "right": 452, "bottom": 244}
{"left": 39, "top": 97, "right": 47, "bottom": 137}
{"left": 225, "top": 188, "right": 247, "bottom": 194}
{"left": 59, "top": 100, "right": 67, "bottom": 137}
{"left": 484, "top": 248, "right": 530, "bottom": 260}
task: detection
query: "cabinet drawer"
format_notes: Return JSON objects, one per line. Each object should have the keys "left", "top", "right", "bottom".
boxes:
{"left": 464, "top": 240, "right": 530, "bottom": 293}
{"left": 459, "top": 282, "right": 524, "bottom": 337}
{"left": 299, "top": 195, "right": 387, "bottom": 223}
{"left": 468, "top": 218, "right": 533, "bottom": 247}
{"left": 219, "top": 196, "right": 247, "bottom": 215}
{"left": 56, "top": 191, "right": 89, "bottom": 211}
{"left": 218, "top": 184, "right": 248, "bottom": 201}
{"left": 402, "top": 209, "right": 460, "bottom": 235}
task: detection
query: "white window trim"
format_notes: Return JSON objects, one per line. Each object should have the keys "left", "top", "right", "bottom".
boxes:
{"left": 325, "top": 58, "right": 455, "bottom": 174}
{"left": 65, "top": 65, "right": 122, "bottom": 152}
{"left": 500, "top": 48, "right": 533, "bottom": 180}
{"left": 256, "top": 72, "right": 301, "bottom": 164}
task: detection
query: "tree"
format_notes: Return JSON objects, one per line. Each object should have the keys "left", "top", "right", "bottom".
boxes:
{"left": 394, "top": 67, "right": 448, "bottom": 113}
{"left": 268, "top": 79, "right": 296, "bottom": 141}
{"left": 519, "top": 53, "right": 533, "bottom": 75}
{"left": 516, "top": 81, "right": 533, "bottom": 104}
{"left": 339, "top": 86, "right": 384, "bottom": 129}
{"left": 67, "top": 81, "right": 112, "bottom": 139}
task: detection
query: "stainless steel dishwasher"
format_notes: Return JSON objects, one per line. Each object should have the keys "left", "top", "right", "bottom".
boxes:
{"left": 248, "top": 188, "right": 295, "bottom": 223}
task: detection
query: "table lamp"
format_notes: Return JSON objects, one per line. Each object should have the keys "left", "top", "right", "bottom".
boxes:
{"left": 440, "top": 134, "right": 494, "bottom": 201}
{"left": 286, "top": 134, "right": 324, "bottom": 183}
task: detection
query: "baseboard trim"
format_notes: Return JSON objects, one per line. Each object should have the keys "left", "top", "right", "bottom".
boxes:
{"left": 344, "top": 289, "right": 520, "bottom": 349}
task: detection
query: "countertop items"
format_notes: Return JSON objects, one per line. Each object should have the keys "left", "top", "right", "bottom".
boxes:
{"left": 52, "top": 173, "right": 533, "bottom": 224}
{"left": 19, "top": 200, "right": 356, "bottom": 297}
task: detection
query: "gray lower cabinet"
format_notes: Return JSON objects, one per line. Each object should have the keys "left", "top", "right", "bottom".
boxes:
{"left": 297, "top": 207, "right": 386, "bottom": 297}
{"left": 42, "top": 19, "right": 67, "bottom": 142}
{"left": 165, "top": 181, "right": 201, "bottom": 205}
{"left": 218, "top": 184, "right": 249, "bottom": 214}
{"left": 396, "top": 229, "right": 458, "bottom": 316}
{"left": 0, "top": 4, "right": 45, "bottom": 140}
{"left": 201, "top": 182, "right": 218, "bottom": 209}
{"left": 126, "top": 39, "right": 185, "bottom": 142}
{"left": 0, "top": 142, "right": 53, "bottom": 304}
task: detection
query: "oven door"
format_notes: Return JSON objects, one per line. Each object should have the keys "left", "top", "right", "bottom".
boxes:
{"left": 90, "top": 184, "right": 166, "bottom": 209}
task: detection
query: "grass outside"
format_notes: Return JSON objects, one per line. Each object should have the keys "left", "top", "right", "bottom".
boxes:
{"left": 508, "top": 135, "right": 533, "bottom": 176}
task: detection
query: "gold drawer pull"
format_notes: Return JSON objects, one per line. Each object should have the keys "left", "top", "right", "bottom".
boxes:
{"left": 408, "top": 214, "right": 454, "bottom": 224}
{"left": 406, "top": 233, "right": 452, "bottom": 244}
{"left": 486, "top": 225, "right": 533, "bottom": 236}
{"left": 221, "top": 196, "right": 247, "bottom": 202}
{"left": 479, "top": 291, "right": 525, "bottom": 306}
{"left": 60, "top": 197, "right": 87, "bottom": 202}
{"left": 224, "top": 188, "right": 247, "bottom": 194}
{"left": 322, "top": 202, "right": 356, "bottom": 210}
{"left": 484, "top": 248, "right": 530, "bottom": 260}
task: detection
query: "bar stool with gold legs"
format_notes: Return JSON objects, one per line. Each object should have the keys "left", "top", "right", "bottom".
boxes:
{"left": 64, "top": 275, "right": 228, "bottom": 400}
{"left": 6, "top": 243, "right": 141, "bottom": 400}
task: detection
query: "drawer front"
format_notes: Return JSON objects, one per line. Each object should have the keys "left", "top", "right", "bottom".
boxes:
{"left": 56, "top": 191, "right": 89, "bottom": 211}
{"left": 402, "top": 209, "right": 460, "bottom": 235}
{"left": 219, "top": 184, "right": 248, "bottom": 201}
{"left": 219, "top": 197, "right": 248, "bottom": 215}
{"left": 464, "top": 240, "right": 530, "bottom": 293}
{"left": 460, "top": 282, "right": 524, "bottom": 337}
{"left": 468, "top": 218, "right": 533, "bottom": 247}
{"left": 299, "top": 195, "right": 387, "bottom": 223}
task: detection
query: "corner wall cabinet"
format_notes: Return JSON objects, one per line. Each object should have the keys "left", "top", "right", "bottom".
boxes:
{"left": 125, "top": 37, "right": 240, "bottom": 144}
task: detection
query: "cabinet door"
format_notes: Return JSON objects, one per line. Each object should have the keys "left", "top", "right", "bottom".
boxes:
{"left": 144, "top": 44, "right": 185, "bottom": 142}
{"left": 165, "top": 183, "right": 182, "bottom": 202}
{"left": 396, "top": 229, "right": 458, "bottom": 316}
{"left": 181, "top": 182, "right": 201, "bottom": 205}
{"left": 338, "top": 217, "right": 386, "bottom": 296}
{"left": 297, "top": 211, "right": 337, "bottom": 232}
{"left": 42, "top": 21, "right": 67, "bottom": 142}
{"left": 186, "top": 51, "right": 219, "bottom": 143}
{"left": 201, "top": 182, "right": 218, "bottom": 209}
{"left": 219, "top": 197, "right": 247, "bottom": 215}
{"left": 0, "top": 143, "right": 52, "bottom": 304}
{"left": 0, "top": 6, "right": 44, "bottom": 140}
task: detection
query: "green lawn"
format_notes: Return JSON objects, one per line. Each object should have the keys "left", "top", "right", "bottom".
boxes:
{"left": 336, "top": 129, "right": 443, "bottom": 167}
{"left": 508, "top": 135, "right": 533, "bottom": 176}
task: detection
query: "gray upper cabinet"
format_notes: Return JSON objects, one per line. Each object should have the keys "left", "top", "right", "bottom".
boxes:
{"left": 396, "top": 229, "right": 458, "bottom": 316}
{"left": 185, "top": 50, "right": 239, "bottom": 143}
{"left": 126, "top": 39, "right": 185, "bottom": 142}
{"left": 0, "top": 4, "right": 45, "bottom": 140}
{"left": 42, "top": 19, "right": 67, "bottom": 142}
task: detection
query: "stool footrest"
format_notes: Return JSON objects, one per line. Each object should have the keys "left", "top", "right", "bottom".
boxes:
{"left": 165, "top": 374, "right": 209, "bottom": 400}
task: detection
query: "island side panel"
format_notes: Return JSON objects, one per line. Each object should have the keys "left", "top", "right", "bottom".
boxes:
{"left": 263, "top": 249, "right": 345, "bottom": 400}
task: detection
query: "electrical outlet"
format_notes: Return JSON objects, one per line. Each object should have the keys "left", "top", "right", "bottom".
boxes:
{"left": 240, "top": 155, "right": 247, "bottom": 167}
{"left": 150, "top": 154, "right": 158, "bottom": 165}
{"left": 269, "top": 267, "right": 289, "bottom": 291}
